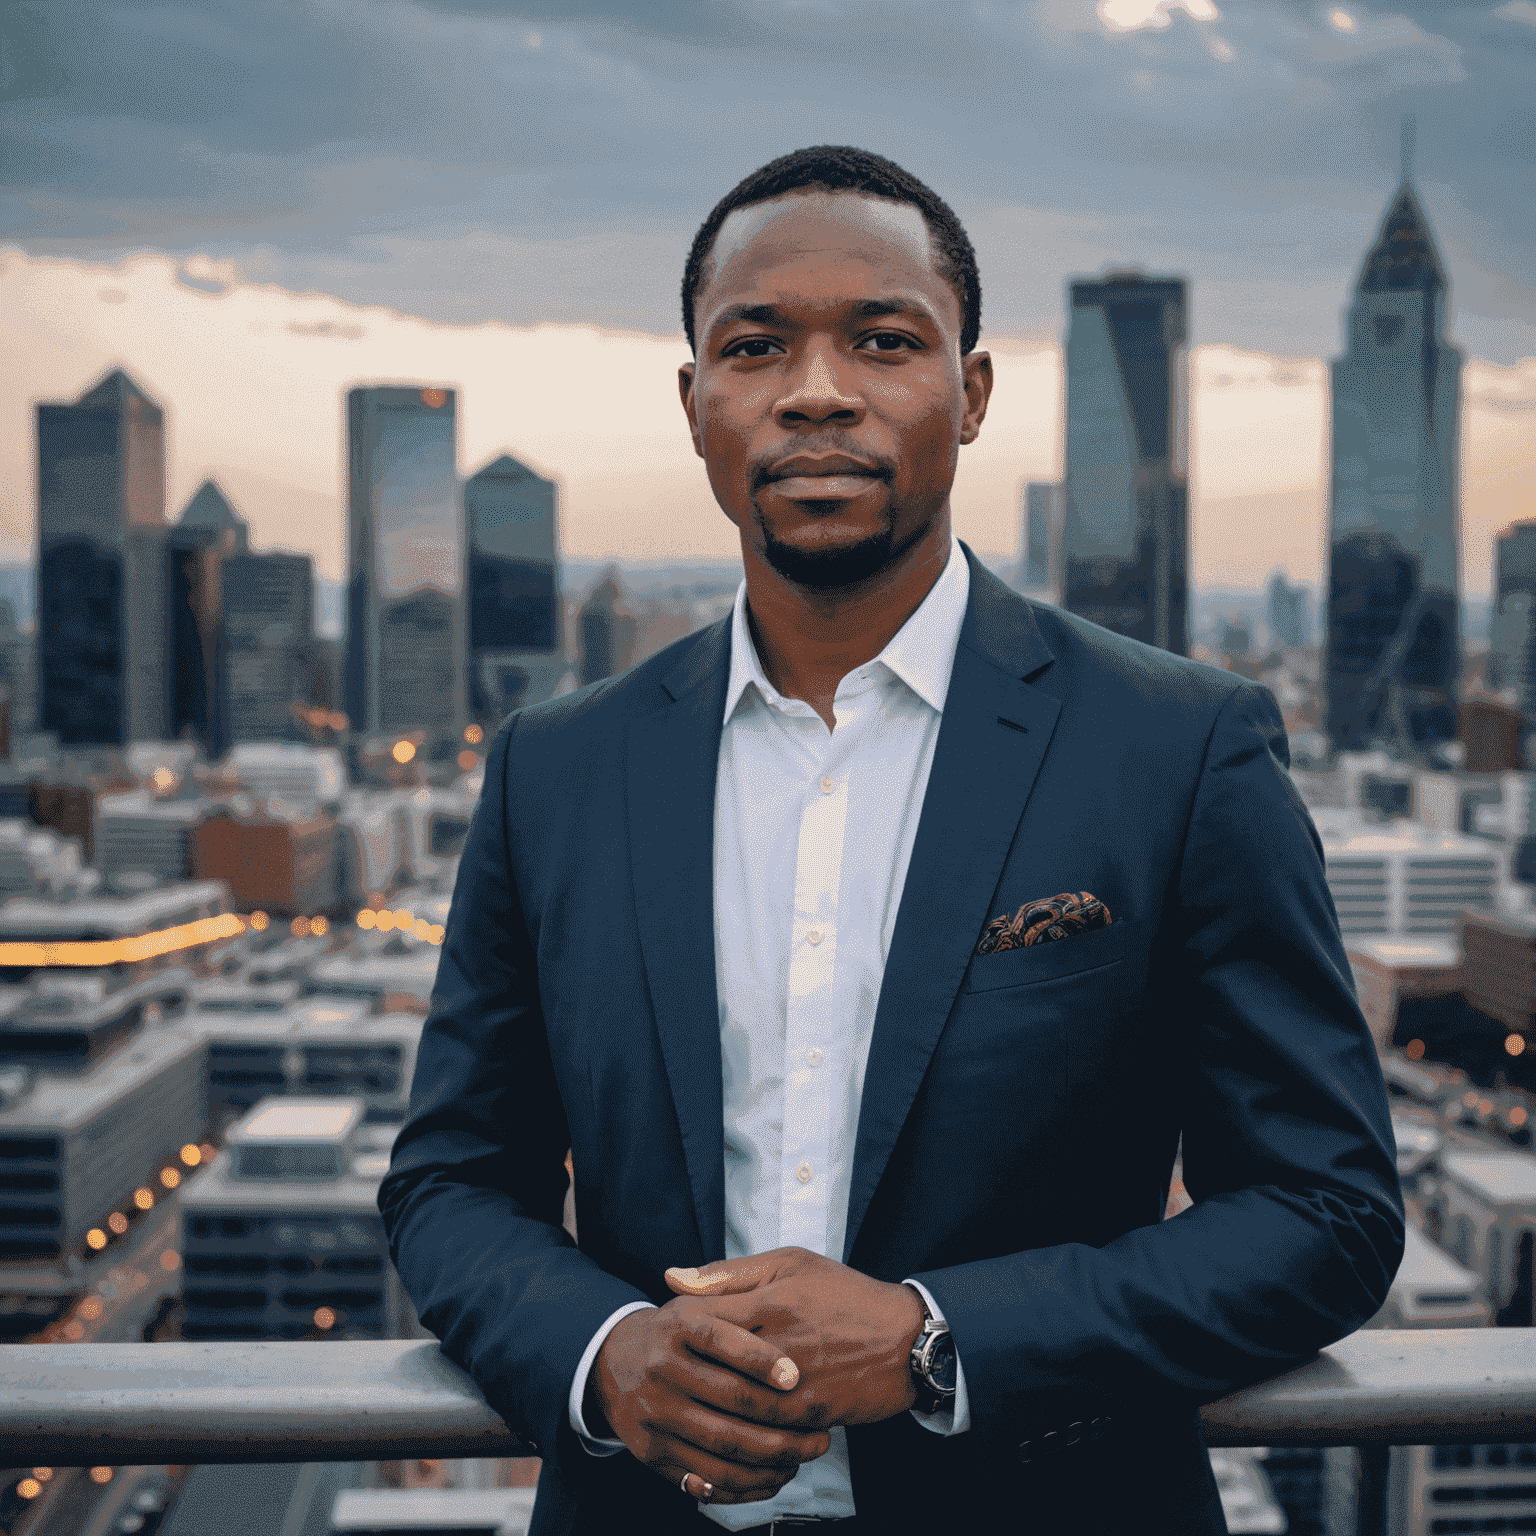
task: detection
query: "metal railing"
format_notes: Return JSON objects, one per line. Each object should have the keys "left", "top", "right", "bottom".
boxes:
{"left": 4, "top": 1330, "right": 1536, "bottom": 1465}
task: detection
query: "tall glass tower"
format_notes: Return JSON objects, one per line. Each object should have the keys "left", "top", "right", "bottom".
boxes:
{"left": 344, "top": 386, "right": 463, "bottom": 737}
{"left": 1325, "top": 159, "right": 1461, "bottom": 755}
{"left": 464, "top": 454, "right": 562, "bottom": 722}
{"left": 1062, "top": 273, "right": 1189, "bottom": 655}
{"left": 35, "top": 369, "right": 168, "bottom": 745}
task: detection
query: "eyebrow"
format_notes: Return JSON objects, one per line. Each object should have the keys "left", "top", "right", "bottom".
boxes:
{"left": 711, "top": 296, "right": 936, "bottom": 330}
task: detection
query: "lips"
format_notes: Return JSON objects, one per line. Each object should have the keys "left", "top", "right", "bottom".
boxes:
{"left": 761, "top": 455, "right": 887, "bottom": 501}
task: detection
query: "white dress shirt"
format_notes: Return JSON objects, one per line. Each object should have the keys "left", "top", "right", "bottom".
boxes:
{"left": 568, "top": 538, "right": 973, "bottom": 1526}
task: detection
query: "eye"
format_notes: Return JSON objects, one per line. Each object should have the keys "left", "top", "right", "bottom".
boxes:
{"left": 722, "top": 336, "right": 784, "bottom": 359}
{"left": 858, "top": 331, "right": 920, "bottom": 353}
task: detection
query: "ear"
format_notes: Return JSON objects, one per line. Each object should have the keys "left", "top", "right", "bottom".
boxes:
{"left": 959, "top": 350, "right": 993, "bottom": 446}
{"left": 678, "top": 361, "right": 704, "bottom": 459}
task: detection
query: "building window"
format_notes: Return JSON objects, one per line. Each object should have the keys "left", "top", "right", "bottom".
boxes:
{"left": 1372, "top": 313, "right": 1405, "bottom": 348}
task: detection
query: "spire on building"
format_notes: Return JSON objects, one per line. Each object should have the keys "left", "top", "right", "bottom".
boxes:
{"left": 77, "top": 368, "right": 158, "bottom": 410}
{"left": 178, "top": 479, "right": 250, "bottom": 550}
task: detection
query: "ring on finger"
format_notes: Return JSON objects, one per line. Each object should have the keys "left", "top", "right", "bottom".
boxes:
{"left": 680, "top": 1472, "right": 714, "bottom": 1502}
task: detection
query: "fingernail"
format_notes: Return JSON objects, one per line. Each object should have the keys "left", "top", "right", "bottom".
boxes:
{"left": 773, "top": 1356, "right": 799, "bottom": 1389}
{"left": 666, "top": 1267, "right": 700, "bottom": 1282}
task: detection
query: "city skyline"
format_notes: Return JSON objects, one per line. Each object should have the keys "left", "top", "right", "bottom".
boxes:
{"left": 3, "top": 240, "right": 1530, "bottom": 599}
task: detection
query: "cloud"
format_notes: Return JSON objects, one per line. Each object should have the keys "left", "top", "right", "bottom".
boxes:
{"left": 0, "top": 0, "right": 1528, "bottom": 365}
{"left": 1495, "top": 1, "right": 1536, "bottom": 26}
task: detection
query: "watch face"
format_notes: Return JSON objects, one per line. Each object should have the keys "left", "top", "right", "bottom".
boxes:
{"left": 928, "top": 1332, "right": 958, "bottom": 1394}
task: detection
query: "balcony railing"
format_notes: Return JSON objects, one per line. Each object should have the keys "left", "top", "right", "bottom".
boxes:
{"left": 4, "top": 1330, "right": 1536, "bottom": 1465}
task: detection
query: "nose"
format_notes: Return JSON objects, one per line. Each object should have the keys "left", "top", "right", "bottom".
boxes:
{"left": 775, "top": 342, "right": 862, "bottom": 428}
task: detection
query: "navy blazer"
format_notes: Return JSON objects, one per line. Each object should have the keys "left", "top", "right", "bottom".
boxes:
{"left": 380, "top": 550, "right": 1403, "bottom": 1536}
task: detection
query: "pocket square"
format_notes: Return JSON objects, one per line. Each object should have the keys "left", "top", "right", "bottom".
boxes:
{"left": 976, "top": 891, "right": 1112, "bottom": 955}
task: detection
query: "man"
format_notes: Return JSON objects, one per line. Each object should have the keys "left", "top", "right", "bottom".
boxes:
{"left": 380, "top": 145, "right": 1402, "bottom": 1535}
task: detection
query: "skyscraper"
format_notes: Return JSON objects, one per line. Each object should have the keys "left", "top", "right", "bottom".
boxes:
{"left": 1267, "top": 571, "right": 1313, "bottom": 651}
{"left": 1019, "top": 481, "right": 1062, "bottom": 595}
{"left": 35, "top": 369, "right": 168, "bottom": 745}
{"left": 36, "top": 371, "right": 171, "bottom": 743}
{"left": 167, "top": 479, "right": 246, "bottom": 755}
{"left": 344, "top": 386, "right": 463, "bottom": 738}
{"left": 224, "top": 546, "right": 316, "bottom": 744}
{"left": 1324, "top": 148, "right": 1461, "bottom": 755}
{"left": 1488, "top": 522, "right": 1536, "bottom": 714}
{"left": 464, "top": 454, "right": 562, "bottom": 720}
{"left": 1062, "top": 273, "right": 1189, "bottom": 654}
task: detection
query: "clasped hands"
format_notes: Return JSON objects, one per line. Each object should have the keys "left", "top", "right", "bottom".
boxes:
{"left": 588, "top": 1245, "right": 927, "bottom": 1507}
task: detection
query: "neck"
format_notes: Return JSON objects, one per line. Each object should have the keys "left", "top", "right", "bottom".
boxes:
{"left": 741, "top": 515, "right": 953, "bottom": 729}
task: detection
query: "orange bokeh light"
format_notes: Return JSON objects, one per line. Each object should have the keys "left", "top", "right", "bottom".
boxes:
{"left": 89, "top": 1467, "right": 114, "bottom": 1485}
{"left": 17, "top": 1479, "right": 40, "bottom": 1500}
{"left": 420, "top": 388, "right": 447, "bottom": 409}
{"left": 78, "top": 1298, "right": 103, "bottom": 1320}
{"left": 457, "top": 750, "right": 478, "bottom": 772}
{"left": 464, "top": 723, "right": 484, "bottom": 745}
{"left": 356, "top": 909, "right": 376, "bottom": 929}
{"left": 86, "top": 1228, "right": 107, "bottom": 1250}
{"left": 250, "top": 911, "right": 270, "bottom": 931}
{"left": 107, "top": 1212, "right": 129, "bottom": 1235}
{"left": 134, "top": 1188, "right": 154, "bottom": 1210}
{"left": 314, "top": 1306, "right": 337, "bottom": 1330}
{"left": 292, "top": 916, "right": 311, "bottom": 937}
{"left": 160, "top": 1167, "right": 182, "bottom": 1190}
{"left": 161, "top": 1250, "right": 181, "bottom": 1272}
{"left": 181, "top": 1144, "right": 201, "bottom": 1167}
{"left": 1508, "top": 1035, "right": 1527, "bottom": 1058}
{"left": 1404, "top": 1039, "right": 1426, "bottom": 1061}
{"left": 310, "top": 916, "right": 330, "bottom": 937}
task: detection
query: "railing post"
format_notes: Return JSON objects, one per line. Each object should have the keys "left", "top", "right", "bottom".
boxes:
{"left": 1355, "top": 1443, "right": 1391, "bottom": 1536}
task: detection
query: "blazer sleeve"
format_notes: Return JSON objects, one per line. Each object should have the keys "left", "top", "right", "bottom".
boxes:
{"left": 377, "top": 718, "right": 651, "bottom": 1477}
{"left": 911, "top": 682, "right": 1405, "bottom": 1434}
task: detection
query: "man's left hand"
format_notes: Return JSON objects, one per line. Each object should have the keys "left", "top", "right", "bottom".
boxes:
{"left": 665, "top": 1247, "right": 925, "bottom": 1429}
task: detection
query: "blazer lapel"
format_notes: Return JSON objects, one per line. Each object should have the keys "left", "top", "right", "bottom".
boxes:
{"left": 627, "top": 620, "right": 732, "bottom": 1262}
{"left": 844, "top": 556, "right": 1062, "bottom": 1261}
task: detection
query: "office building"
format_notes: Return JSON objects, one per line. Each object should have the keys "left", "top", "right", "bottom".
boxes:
{"left": 1062, "top": 272, "right": 1189, "bottom": 654}
{"left": 1318, "top": 822, "right": 1497, "bottom": 938}
{"left": 167, "top": 480, "right": 246, "bottom": 756}
{"left": 226, "top": 547, "right": 316, "bottom": 743}
{"left": 1266, "top": 571, "right": 1311, "bottom": 650}
{"left": 577, "top": 570, "right": 637, "bottom": 685}
{"left": 1489, "top": 522, "right": 1536, "bottom": 714}
{"left": 35, "top": 369, "right": 168, "bottom": 745}
{"left": 1324, "top": 167, "right": 1462, "bottom": 754}
{"left": 465, "top": 453, "right": 562, "bottom": 720}
{"left": 1018, "top": 480, "right": 1062, "bottom": 595}
{"left": 344, "top": 386, "right": 464, "bottom": 737}
{"left": 179, "top": 1097, "right": 409, "bottom": 1341}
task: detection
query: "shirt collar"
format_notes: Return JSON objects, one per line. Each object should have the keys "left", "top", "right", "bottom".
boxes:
{"left": 723, "top": 537, "right": 971, "bottom": 724}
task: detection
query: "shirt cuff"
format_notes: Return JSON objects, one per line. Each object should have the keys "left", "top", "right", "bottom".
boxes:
{"left": 568, "top": 1300, "right": 657, "bottom": 1453}
{"left": 902, "top": 1280, "right": 971, "bottom": 1436}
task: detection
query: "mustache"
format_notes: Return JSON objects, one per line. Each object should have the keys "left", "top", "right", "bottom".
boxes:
{"left": 749, "top": 447, "right": 896, "bottom": 492}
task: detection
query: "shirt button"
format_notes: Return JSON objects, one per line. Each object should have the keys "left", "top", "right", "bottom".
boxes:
{"left": 807, "top": 1048, "right": 822, "bottom": 1067}
{"left": 807, "top": 929, "right": 823, "bottom": 946}
{"left": 796, "top": 1163, "right": 813, "bottom": 1184}
{"left": 819, "top": 775, "right": 835, "bottom": 794}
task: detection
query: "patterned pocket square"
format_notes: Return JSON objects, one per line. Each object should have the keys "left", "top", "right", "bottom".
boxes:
{"left": 976, "top": 891, "right": 1112, "bottom": 955}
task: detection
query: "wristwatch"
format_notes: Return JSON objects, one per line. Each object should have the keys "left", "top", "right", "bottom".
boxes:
{"left": 906, "top": 1290, "right": 958, "bottom": 1414}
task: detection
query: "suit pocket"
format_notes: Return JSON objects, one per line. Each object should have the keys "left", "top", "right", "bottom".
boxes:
{"left": 963, "top": 917, "right": 1133, "bottom": 993}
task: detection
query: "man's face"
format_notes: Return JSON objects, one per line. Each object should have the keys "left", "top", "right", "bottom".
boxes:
{"left": 680, "top": 191, "right": 991, "bottom": 591}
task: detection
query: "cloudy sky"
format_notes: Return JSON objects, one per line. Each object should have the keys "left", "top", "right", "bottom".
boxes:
{"left": 4, "top": 0, "right": 1533, "bottom": 590}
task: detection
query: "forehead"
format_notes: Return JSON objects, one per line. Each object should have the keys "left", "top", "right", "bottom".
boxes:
{"left": 699, "top": 191, "right": 953, "bottom": 324}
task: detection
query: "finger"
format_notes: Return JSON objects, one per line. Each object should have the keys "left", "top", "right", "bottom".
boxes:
{"left": 668, "top": 1398, "right": 833, "bottom": 1468}
{"left": 652, "top": 1443, "right": 798, "bottom": 1507}
{"left": 679, "top": 1357, "right": 822, "bottom": 1430}
{"left": 680, "top": 1311, "right": 800, "bottom": 1391}
{"left": 665, "top": 1254, "right": 778, "bottom": 1297}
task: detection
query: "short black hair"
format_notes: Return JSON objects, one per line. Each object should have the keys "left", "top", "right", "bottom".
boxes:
{"left": 681, "top": 145, "right": 982, "bottom": 357}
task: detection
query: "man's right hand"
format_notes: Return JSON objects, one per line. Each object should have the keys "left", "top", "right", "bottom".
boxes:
{"left": 589, "top": 1300, "right": 833, "bottom": 1506}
